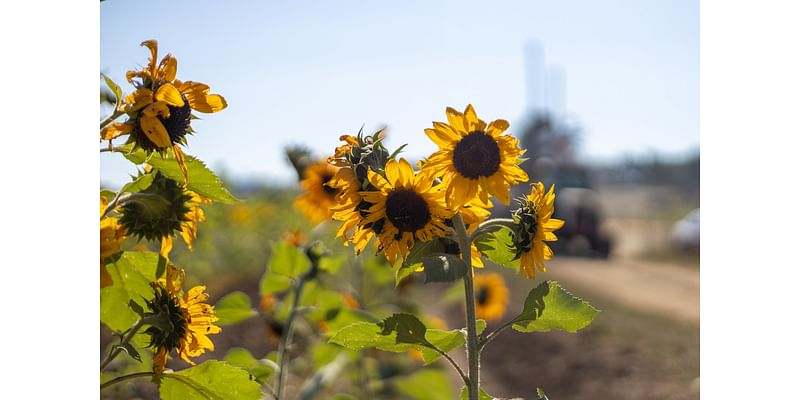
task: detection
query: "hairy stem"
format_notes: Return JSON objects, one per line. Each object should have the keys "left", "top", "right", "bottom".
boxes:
{"left": 100, "top": 109, "right": 126, "bottom": 130}
{"left": 100, "top": 318, "right": 146, "bottom": 371}
{"left": 453, "top": 213, "right": 480, "bottom": 400}
{"left": 275, "top": 273, "right": 309, "bottom": 399}
{"left": 478, "top": 318, "right": 516, "bottom": 351}
{"left": 100, "top": 372, "right": 155, "bottom": 390}
{"left": 468, "top": 218, "right": 517, "bottom": 243}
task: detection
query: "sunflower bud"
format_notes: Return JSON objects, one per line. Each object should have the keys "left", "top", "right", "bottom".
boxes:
{"left": 118, "top": 172, "right": 192, "bottom": 242}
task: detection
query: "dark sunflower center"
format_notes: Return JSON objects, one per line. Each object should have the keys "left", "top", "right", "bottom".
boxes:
{"left": 452, "top": 131, "right": 501, "bottom": 179}
{"left": 476, "top": 286, "right": 490, "bottom": 306}
{"left": 321, "top": 174, "right": 338, "bottom": 195}
{"left": 145, "top": 287, "right": 189, "bottom": 351}
{"left": 385, "top": 188, "right": 431, "bottom": 233}
{"left": 160, "top": 98, "right": 193, "bottom": 144}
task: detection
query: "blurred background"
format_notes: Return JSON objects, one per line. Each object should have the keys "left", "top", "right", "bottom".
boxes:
{"left": 101, "top": 1, "right": 698, "bottom": 399}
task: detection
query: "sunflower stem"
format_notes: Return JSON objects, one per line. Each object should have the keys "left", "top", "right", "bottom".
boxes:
{"left": 274, "top": 269, "right": 311, "bottom": 399}
{"left": 100, "top": 109, "right": 126, "bottom": 130}
{"left": 100, "top": 316, "right": 151, "bottom": 372}
{"left": 468, "top": 218, "right": 517, "bottom": 243}
{"left": 454, "top": 213, "right": 480, "bottom": 400}
{"left": 100, "top": 371, "right": 155, "bottom": 390}
{"left": 101, "top": 192, "right": 132, "bottom": 220}
{"left": 478, "top": 318, "right": 516, "bottom": 351}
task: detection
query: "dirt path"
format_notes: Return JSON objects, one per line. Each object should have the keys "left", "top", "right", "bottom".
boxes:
{"left": 547, "top": 257, "right": 699, "bottom": 323}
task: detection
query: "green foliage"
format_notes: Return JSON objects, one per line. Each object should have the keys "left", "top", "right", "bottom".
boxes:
{"left": 119, "top": 172, "right": 155, "bottom": 195}
{"left": 214, "top": 291, "right": 258, "bottom": 326}
{"left": 224, "top": 347, "right": 276, "bottom": 383}
{"left": 395, "top": 369, "right": 456, "bottom": 400}
{"left": 100, "top": 189, "right": 116, "bottom": 202}
{"left": 421, "top": 254, "right": 467, "bottom": 283}
{"left": 117, "top": 144, "right": 238, "bottom": 204}
{"left": 319, "top": 253, "right": 347, "bottom": 273}
{"left": 159, "top": 360, "right": 262, "bottom": 400}
{"left": 102, "top": 73, "right": 123, "bottom": 109}
{"left": 474, "top": 228, "right": 520, "bottom": 271}
{"left": 512, "top": 280, "right": 599, "bottom": 333}
{"left": 100, "top": 252, "right": 159, "bottom": 332}
{"left": 329, "top": 314, "right": 485, "bottom": 365}
{"left": 267, "top": 241, "right": 311, "bottom": 279}
{"left": 460, "top": 386, "right": 495, "bottom": 400}
{"left": 259, "top": 273, "right": 292, "bottom": 296}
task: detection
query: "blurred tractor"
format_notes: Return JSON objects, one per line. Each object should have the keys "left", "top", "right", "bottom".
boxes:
{"left": 548, "top": 165, "right": 613, "bottom": 258}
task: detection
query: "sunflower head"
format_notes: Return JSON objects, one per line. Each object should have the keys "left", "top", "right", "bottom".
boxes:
{"left": 145, "top": 265, "right": 220, "bottom": 374}
{"left": 474, "top": 272, "right": 510, "bottom": 322}
{"left": 118, "top": 172, "right": 192, "bottom": 243}
{"left": 511, "top": 182, "right": 565, "bottom": 279}
{"left": 422, "top": 104, "right": 529, "bottom": 209}
{"left": 294, "top": 159, "right": 341, "bottom": 223}
{"left": 360, "top": 158, "right": 454, "bottom": 265}
{"left": 103, "top": 40, "right": 227, "bottom": 158}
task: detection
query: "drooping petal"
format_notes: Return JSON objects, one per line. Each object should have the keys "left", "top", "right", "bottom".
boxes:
{"left": 140, "top": 40, "right": 159, "bottom": 79}
{"left": 155, "top": 83, "right": 185, "bottom": 107}
{"left": 100, "top": 123, "right": 132, "bottom": 140}
{"left": 178, "top": 81, "right": 227, "bottom": 113}
{"left": 158, "top": 54, "right": 178, "bottom": 82}
{"left": 139, "top": 115, "right": 171, "bottom": 148}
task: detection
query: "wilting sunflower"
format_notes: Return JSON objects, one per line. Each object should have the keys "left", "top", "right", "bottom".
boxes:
{"left": 360, "top": 158, "right": 454, "bottom": 265}
{"left": 145, "top": 265, "right": 221, "bottom": 374}
{"left": 101, "top": 40, "right": 227, "bottom": 179}
{"left": 117, "top": 172, "right": 208, "bottom": 257}
{"left": 294, "top": 159, "right": 341, "bottom": 223}
{"left": 100, "top": 197, "right": 127, "bottom": 288}
{"left": 512, "top": 182, "right": 565, "bottom": 279}
{"left": 422, "top": 104, "right": 529, "bottom": 209}
{"left": 474, "top": 272, "right": 510, "bottom": 322}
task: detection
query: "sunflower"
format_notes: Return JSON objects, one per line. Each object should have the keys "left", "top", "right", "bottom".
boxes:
{"left": 116, "top": 172, "right": 208, "bottom": 258}
{"left": 145, "top": 265, "right": 221, "bottom": 374}
{"left": 328, "top": 166, "right": 377, "bottom": 253}
{"left": 294, "top": 159, "right": 341, "bottom": 223}
{"left": 473, "top": 272, "right": 510, "bottom": 322}
{"left": 512, "top": 182, "right": 565, "bottom": 279}
{"left": 100, "top": 197, "right": 127, "bottom": 288}
{"left": 422, "top": 104, "right": 529, "bottom": 209}
{"left": 101, "top": 40, "right": 227, "bottom": 179}
{"left": 360, "top": 158, "right": 454, "bottom": 265}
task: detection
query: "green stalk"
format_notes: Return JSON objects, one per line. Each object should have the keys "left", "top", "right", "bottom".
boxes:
{"left": 453, "top": 213, "right": 480, "bottom": 400}
{"left": 100, "top": 317, "right": 146, "bottom": 372}
{"left": 274, "top": 274, "right": 308, "bottom": 399}
{"left": 100, "top": 371, "right": 154, "bottom": 390}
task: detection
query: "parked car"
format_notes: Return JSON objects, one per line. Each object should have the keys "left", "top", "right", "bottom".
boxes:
{"left": 671, "top": 208, "right": 700, "bottom": 252}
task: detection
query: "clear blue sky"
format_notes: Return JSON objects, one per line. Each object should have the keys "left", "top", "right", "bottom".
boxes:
{"left": 100, "top": 0, "right": 698, "bottom": 187}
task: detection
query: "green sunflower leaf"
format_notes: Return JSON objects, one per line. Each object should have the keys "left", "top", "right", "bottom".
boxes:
{"left": 267, "top": 241, "right": 311, "bottom": 279}
{"left": 397, "top": 239, "right": 446, "bottom": 286}
{"left": 100, "top": 251, "right": 159, "bottom": 332}
{"left": 159, "top": 360, "right": 262, "bottom": 400}
{"left": 100, "top": 189, "right": 116, "bottom": 202}
{"left": 395, "top": 369, "right": 455, "bottom": 400}
{"left": 421, "top": 254, "right": 467, "bottom": 283}
{"left": 459, "top": 386, "right": 495, "bottom": 400}
{"left": 214, "top": 291, "right": 258, "bottom": 326}
{"left": 474, "top": 228, "right": 520, "bottom": 271}
{"left": 511, "top": 280, "right": 599, "bottom": 333}
{"left": 328, "top": 315, "right": 484, "bottom": 365}
{"left": 259, "top": 273, "right": 292, "bottom": 296}
{"left": 119, "top": 173, "right": 155, "bottom": 194}
{"left": 116, "top": 144, "right": 238, "bottom": 204}
{"left": 224, "top": 347, "right": 276, "bottom": 383}
{"left": 102, "top": 73, "right": 123, "bottom": 109}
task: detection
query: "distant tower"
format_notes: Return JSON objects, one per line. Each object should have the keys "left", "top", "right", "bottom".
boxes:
{"left": 524, "top": 40, "right": 566, "bottom": 117}
{"left": 524, "top": 40, "right": 545, "bottom": 113}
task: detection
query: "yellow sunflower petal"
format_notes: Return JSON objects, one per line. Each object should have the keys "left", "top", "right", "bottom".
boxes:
{"left": 178, "top": 81, "right": 227, "bottom": 113}
{"left": 462, "top": 104, "right": 486, "bottom": 132}
{"left": 100, "top": 123, "right": 133, "bottom": 140}
{"left": 139, "top": 115, "right": 171, "bottom": 148}
{"left": 486, "top": 119, "right": 510, "bottom": 137}
{"left": 445, "top": 106, "right": 467, "bottom": 133}
{"left": 155, "top": 83, "right": 185, "bottom": 107}
{"left": 158, "top": 54, "right": 178, "bottom": 82}
{"left": 140, "top": 40, "right": 159, "bottom": 79}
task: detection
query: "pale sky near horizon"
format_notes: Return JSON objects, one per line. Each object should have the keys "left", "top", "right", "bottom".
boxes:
{"left": 100, "top": 0, "right": 698, "bottom": 187}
